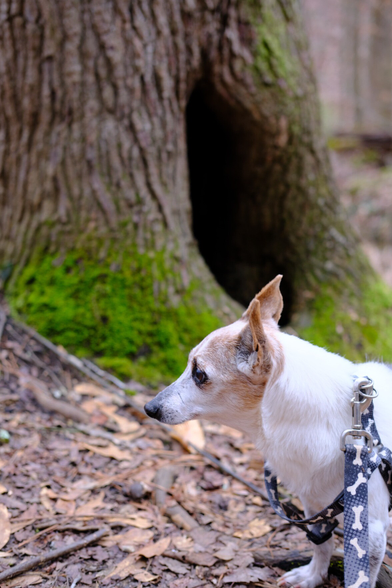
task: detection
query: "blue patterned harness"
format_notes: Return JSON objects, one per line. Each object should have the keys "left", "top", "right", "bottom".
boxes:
{"left": 264, "top": 377, "right": 392, "bottom": 588}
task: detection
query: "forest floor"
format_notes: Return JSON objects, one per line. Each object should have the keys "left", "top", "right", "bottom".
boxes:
{"left": 0, "top": 312, "right": 348, "bottom": 588}
{"left": 1, "top": 147, "right": 392, "bottom": 588}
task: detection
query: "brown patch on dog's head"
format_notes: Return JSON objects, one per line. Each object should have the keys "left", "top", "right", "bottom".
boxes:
{"left": 144, "top": 275, "right": 285, "bottom": 431}
{"left": 188, "top": 276, "right": 284, "bottom": 413}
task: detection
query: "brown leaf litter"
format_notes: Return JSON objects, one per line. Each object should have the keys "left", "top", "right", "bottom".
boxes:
{"left": 0, "top": 313, "right": 391, "bottom": 587}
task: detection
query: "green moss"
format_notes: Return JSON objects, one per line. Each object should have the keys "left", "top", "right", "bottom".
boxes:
{"left": 246, "top": 0, "right": 301, "bottom": 94}
{"left": 297, "top": 278, "right": 392, "bottom": 362}
{"left": 9, "top": 248, "right": 222, "bottom": 386}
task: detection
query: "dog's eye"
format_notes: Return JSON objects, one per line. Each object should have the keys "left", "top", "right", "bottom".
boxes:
{"left": 192, "top": 365, "right": 208, "bottom": 386}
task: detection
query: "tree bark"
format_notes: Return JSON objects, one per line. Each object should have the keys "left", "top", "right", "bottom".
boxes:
{"left": 0, "top": 0, "right": 384, "bottom": 375}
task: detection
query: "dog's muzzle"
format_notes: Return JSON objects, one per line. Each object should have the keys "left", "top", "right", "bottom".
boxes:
{"left": 144, "top": 398, "right": 163, "bottom": 421}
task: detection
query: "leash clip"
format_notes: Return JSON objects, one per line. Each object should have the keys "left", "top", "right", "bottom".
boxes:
{"left": 340, "top": 376, "right": 377, "bottom": 453}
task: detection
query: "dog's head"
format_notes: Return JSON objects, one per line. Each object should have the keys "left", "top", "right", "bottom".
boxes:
{"left": 144, "top": 275, "right": 284, "bottom": 433}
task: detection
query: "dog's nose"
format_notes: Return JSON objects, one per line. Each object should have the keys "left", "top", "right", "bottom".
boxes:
{"left": 144, "top": 399, "right": 162, "bottom": 421}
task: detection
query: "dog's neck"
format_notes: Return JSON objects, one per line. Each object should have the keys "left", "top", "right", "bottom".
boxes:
{"left": 254, "top": 332, "right": 355, "bottom": 493}
{"left": 269, "top": 331, "right": 355, "bottom": 407}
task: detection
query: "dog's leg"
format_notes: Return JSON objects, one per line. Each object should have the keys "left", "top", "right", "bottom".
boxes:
{"left": 277, "top": 498, "right": 334, "bottom": 588}
{"left": 277, "top": 472, "right": 389, "bottom": 588}
{"left": 277, "top": 534, "right": 333, "bottom": 588}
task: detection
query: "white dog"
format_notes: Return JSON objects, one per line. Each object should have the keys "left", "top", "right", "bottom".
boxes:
{"left": 145, "top": 276, "right": 391, "bottom": 588}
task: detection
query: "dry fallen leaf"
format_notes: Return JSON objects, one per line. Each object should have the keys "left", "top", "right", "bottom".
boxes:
{"left": 138, "top": 536, "right": 171, "bottom": 558}
{"left": 105, "top": 554, "right": 135, "bottom": 580}
{"left": 56, "top": 489, "right": 87, "bottom": 501}
{"left": 171, "top": 420, "right": 205, "bottom": 451}
{"left": 133, "top": 570, "right": 159, "bottom": 582}
{"left": 105, "top": 515, "right": 153, "bottom": 529}
{"left": 0, "top": 504, "right": 11, "bottom": 549}
{"left": 55, "top": 497, "right": 76, "bottom": 516}
{"left": 105, "top": 555, "right": 154, "bottom": 581}
{"left": 79, "top": 442, "right": 133, "bottom": 461}
{"left": 234, "top": 518, "right": 272, "bottom": 539}
{"left": 160, "top": 556, "right": 189, "bottom": 575}
{"left": 98, "top": 404, "right": 140, "bottom": 434}
{"left": 172, "top": 535, "right": 194, "bottom": 551}
{"left": 4, "top": 573, "right": 43, "bottom": 586}
{"left": 184, "top": 552, "right": 217, "bottom": 566}
{"left": 0, "top": 551, "right": 12, "bottom": 558}
{"left": 75, "top": 491, "right": 105, "bottom": 516}
{"left": 214, "top": 543, "right": 238, "bottom": 561}
{"left": 39, "top": 488, "right": 55, "bottom": 514}
{"left": 19, "top": 504, "right": 38, "bottom": 520}
{"left": 44, "top": 488, "right": 58, "bottom": 499}
{"left": 100, "top": 527, "right": 154, "bottom": 549}
{"left": 223, "top": 566, "right": 275, "bottom": 583}
{"left": 80, "top": 398, "right": 105, "bottom": 415}
{"left": 10, "top": 518, "right": 36, "bottom": 534}
{"left": 0, "top": 484, "right": 7, "bottom": 494}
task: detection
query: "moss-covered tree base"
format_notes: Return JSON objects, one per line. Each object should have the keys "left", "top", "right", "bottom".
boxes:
{"left": 9, "top": 248, "right": 241, "bottom": 386}
{"left": 9, "top": 243, "right": 392, "bottom": 387}
{"left": 294, "top": 278, "right": 392, "bottom": 363}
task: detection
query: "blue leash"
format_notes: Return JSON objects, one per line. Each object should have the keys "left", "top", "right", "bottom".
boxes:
{"left": 264, "top": 377, "right": 392, "bottom": 588}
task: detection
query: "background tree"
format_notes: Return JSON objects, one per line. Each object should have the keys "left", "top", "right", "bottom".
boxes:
{"left": 302, "top": 0, "right": 392, "bottom": 136}
{"left": 1, "top": 0, "right": 391, "bottom": 383}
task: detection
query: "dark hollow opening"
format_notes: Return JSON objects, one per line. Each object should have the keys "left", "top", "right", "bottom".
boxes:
{"left": 186, "top": 82, "right": 293, "bottom": 325}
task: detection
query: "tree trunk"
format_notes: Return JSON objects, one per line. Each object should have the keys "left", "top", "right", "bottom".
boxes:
{"left": 0, "top": 0, "right": 389, "bottom": 380}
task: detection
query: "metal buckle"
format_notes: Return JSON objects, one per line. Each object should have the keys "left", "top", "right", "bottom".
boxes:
{"left": 340, "top": 428, "right": 373, "bottom": 453}
{"left": 340, "top": 376, "right": 377, "bottom": 453}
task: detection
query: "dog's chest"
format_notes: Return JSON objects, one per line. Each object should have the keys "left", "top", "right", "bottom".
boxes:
{"left": 259, "top": 398, "right": 344, "bottom": 498}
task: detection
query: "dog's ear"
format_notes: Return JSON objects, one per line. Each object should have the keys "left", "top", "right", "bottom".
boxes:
{"left": 248, "top": 299, "right": 265, "bottom": 365}
{"left": 254, "top": 274, "right": 283, "bottom": 323}
{"left": 237, "top": 299, "right": 270, "bottom": 376}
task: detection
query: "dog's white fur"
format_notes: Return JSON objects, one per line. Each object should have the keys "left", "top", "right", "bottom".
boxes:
{"left": 144, "top": 276, "right": 391, "bottom": 588}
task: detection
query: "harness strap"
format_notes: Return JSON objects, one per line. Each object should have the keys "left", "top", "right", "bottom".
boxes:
{"left": 362, "top": 401, "right": 392, "bottom": 503}
{"left": 264, "top": 399, "right": 392, "bottom": 545}
{"left": 344, "top": 444, "right": 370, "bottom": 588}
{"left": 264, "top": 467, "right": 343, "bottom": 544}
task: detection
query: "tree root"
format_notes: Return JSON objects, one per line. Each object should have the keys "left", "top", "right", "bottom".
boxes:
{"left": 20, "top": 375, "right": 89, "bottom": 424}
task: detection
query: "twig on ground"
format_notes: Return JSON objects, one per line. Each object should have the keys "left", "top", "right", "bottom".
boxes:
{"left": 154, "top": 466, "right": 199, "bottom": 531}
{"left": 0, "top": 527, "right": 109, "bottom": 582}
{"left": 253, "top": 548, "right": 313, "bottom": 569}
{"left": 265, "top": 523, "right": 291, "bottom": 550}
{"left": 161, "top": 549, "right": 217, "bottom": 567}
{"left": 74, "top": 424, "right": 125, "bottom": 446}
{"left": 0, "top": 308, "right": 7, "bottom": 341}
{"left": 70, "top": 574, "right": 82, "bottom": 588}
{"left": 14, "top": 524, "right": 59, "bottom": 550}
{"left": 82, "top": 357, "right": 145, "bottom": 392}
{"left": 188, "top": 442, "right": 269, "bottom": 501}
